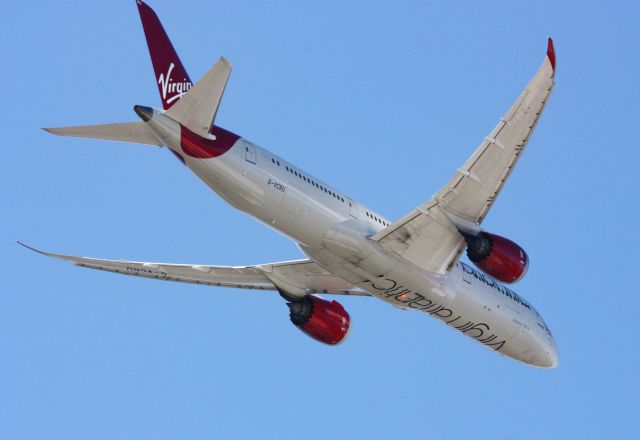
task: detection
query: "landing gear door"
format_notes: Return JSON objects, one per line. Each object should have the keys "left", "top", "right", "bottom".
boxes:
{"left": 347, "top": 198, "right": 358, "bottom": 218}
{"left": 244, "top": 141, "right": 256, "bottom": 164}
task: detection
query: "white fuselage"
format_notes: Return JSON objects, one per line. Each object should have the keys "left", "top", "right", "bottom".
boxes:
{"left": 147, "top": 111, "right": 559, "bottom": 368}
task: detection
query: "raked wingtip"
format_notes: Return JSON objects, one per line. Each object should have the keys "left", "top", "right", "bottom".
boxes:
{"left": 17, "top": 241, "right": 55, "bottom": 258}
{"left": 546, "top": 37, "right": 556, "bottom": 72}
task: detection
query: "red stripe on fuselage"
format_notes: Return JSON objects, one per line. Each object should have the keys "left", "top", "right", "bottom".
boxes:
{"left": 180, "top": 125, "right": 240, "bottom": 159}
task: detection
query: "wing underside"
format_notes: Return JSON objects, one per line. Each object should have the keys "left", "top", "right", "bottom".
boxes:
{"left": 372, "top": 39, "right": 556, "bottom": 275}
{"left": 18, "top": 242, "right": 369, "bottom": 296}
{"left": 435, "top": 39, "right": 556, "bottom": 225}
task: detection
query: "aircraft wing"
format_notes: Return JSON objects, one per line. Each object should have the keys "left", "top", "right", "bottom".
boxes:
{"left": 18, "top": 242, "right": 368, "bottom": 296}
{"left": 434, "top": 39, "right": 556, "bottom": 225}
{"left": 371, "top": 39, "right": 556, "bottom": 275}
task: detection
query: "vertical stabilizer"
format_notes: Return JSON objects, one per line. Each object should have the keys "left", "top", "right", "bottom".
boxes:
{"left": 136, "top": 0, "right": 192, "bottom": 109}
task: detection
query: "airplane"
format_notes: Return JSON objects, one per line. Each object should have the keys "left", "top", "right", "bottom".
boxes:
{"left": 20, "top": 0, "right": 558, "bottom": 368}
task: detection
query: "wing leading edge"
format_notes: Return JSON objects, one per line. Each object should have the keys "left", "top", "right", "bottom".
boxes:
{"left": 17, "top": 242, "right": 369, "bottom": 297}
{"left": 372, "top": 39, "right": 556, "bottom": 275}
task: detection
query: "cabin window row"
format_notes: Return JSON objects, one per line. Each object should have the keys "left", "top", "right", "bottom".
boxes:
{"left": 276, "top": 162, "right": 346, "bottom": 203}
{"left": 366, "top": 211, "right": 389, "bottom": 226}
{"left": 269, "top": 156, "right": 388, "bottom": 227}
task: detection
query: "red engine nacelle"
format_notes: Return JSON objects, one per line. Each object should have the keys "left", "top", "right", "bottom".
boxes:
{"left": 287, "top": 295, "right": 351, "bottom": 345}
{"left": 465, "top": 232, "right": 529, "bottom": 284}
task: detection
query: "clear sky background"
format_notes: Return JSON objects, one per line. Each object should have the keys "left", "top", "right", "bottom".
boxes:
{"left": 2, "top": 1, "right": 639, "bottom": 438}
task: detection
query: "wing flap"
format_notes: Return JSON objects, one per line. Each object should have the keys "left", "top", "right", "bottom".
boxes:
{"left": 371, "top": 201, "right": 465, "bottom": 275}
{"left": 263, "top": 260, "right": 360, "bottom": 295}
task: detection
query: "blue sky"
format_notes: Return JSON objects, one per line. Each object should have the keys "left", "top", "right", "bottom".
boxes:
{"left": 2, "top": 1, "right": 639, "bottom": 438}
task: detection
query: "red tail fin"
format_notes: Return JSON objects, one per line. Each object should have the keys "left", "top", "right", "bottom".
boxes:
{"left": 136, "top": 0, "right": 192, "bottom": 109}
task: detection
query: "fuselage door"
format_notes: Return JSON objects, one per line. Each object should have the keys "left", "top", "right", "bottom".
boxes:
{"left": 347, "top": 198, "right": 358, "bottom": 218}
{"left": 244, "top": 141, "right": 256, "bottom": 164}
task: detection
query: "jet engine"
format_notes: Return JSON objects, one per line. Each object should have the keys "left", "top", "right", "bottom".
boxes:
{"left": 287, "top": 295, "right": 351, "bottom": 345}
{"left": 464, "top": 232, "right": 529, "bottom": 284}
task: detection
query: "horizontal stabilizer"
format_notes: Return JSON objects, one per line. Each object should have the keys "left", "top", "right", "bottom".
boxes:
{"left": 43, "top": 121, "right": 163, "bottom": 146}
{"left": 165, "top": 57, "right": 232, "bottom": 137}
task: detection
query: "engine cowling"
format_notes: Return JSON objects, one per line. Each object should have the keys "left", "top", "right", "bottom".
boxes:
{"left": 465, "top": 232, "right": 529, "bottom": 284}
{"left": 288, "top": 295, "right": 351, "bottom": 345}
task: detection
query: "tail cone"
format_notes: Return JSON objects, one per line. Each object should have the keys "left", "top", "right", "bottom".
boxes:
{"left": 134, "top": 105, "right": 153, "bottom": 122}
